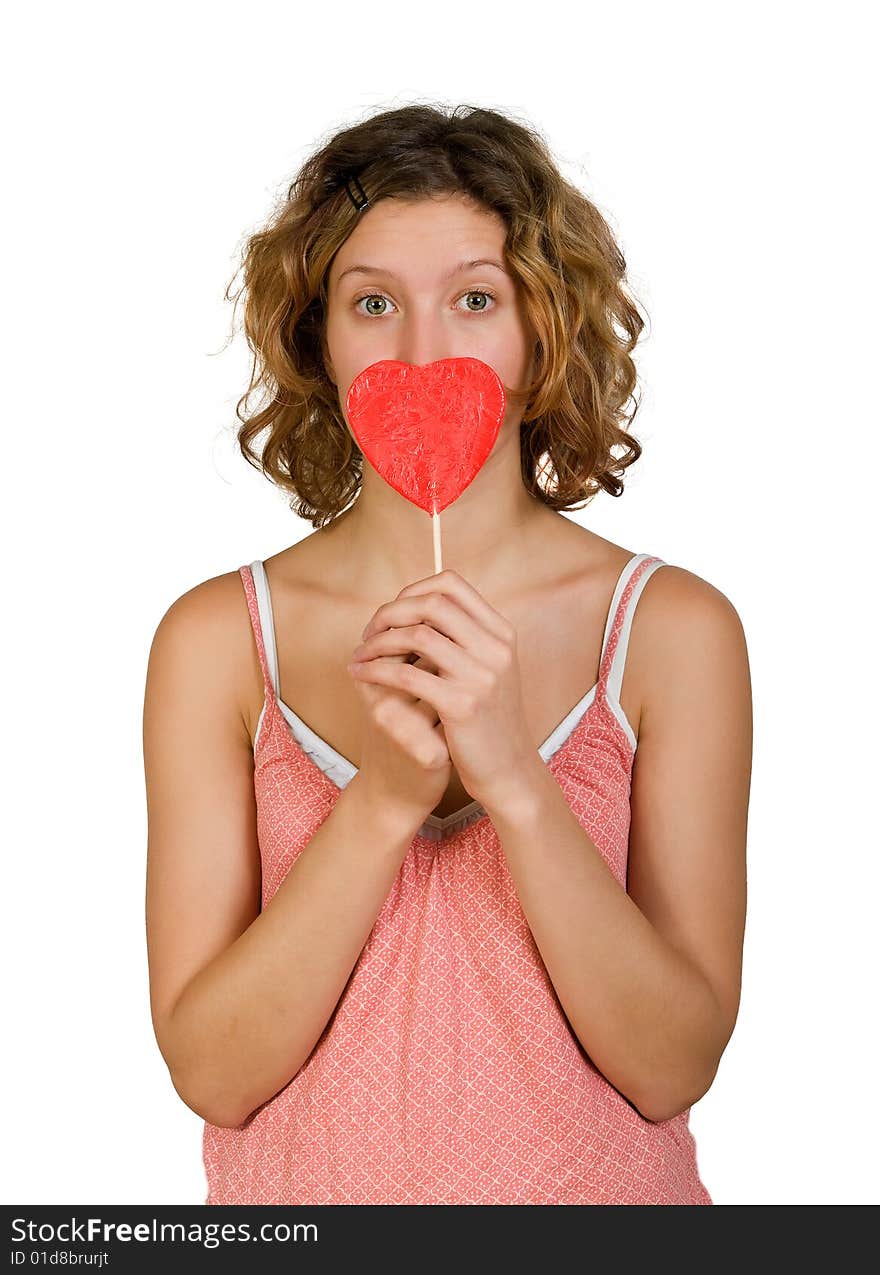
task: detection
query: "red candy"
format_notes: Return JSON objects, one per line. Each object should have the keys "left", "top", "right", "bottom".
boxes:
{"left": 344, "top": 357, "right": 506, "bottom": 515}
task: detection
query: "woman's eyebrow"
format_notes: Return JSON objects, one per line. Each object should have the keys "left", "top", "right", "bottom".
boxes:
{"left": 335, "top": 258, "right": 509, "bottom": 286}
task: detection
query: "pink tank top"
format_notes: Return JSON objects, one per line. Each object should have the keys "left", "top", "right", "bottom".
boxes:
{"left": 202, "top": 552, "right": 713, "bottom": 1205}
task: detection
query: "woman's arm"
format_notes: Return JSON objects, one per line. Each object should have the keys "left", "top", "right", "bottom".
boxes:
{"left": 143, "top": 576, "right": 420, "bottom": 1130}
{"left": 483, "top": 567, "right": 752, "bottom": 1123}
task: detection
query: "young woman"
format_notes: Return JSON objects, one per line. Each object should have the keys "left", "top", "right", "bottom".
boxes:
{"left": 143, "top": 103, "right": 752, "bottom": 1206}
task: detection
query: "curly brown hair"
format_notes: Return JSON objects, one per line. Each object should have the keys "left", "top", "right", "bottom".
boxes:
{"left": 227, "top": 102, "right": 647, "bottom": 530}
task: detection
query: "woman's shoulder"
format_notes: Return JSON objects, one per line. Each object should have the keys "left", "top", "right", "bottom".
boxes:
{"left": 626, "top": 554, "right": 751, "bottom": 737}
{"left": 155, "top": 547, "right": 327, "bottom": 643}
{"left": 633, "top": 554, "right": 746, "bottom": 638}
{"left": 148, "top": 565, "right": 263, "bottom": 739}
{"left": 152, "top": 564, "right": 254, "bottom": 641}
{"left": 551, "top": 520, "right": 741, "bottom": 615}
{"left": 555, "top": 527, "right": 749, "bottom": 732}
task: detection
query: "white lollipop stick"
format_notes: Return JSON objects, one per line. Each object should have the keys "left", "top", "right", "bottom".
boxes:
{"left": 432, "top": 507, "right": 443, "bottom": 574}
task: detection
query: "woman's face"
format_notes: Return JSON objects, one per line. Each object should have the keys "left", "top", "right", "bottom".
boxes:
{"left": 323, "top": 192, "right": 537, "bottom": 436}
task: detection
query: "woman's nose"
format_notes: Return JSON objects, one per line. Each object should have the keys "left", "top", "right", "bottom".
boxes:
{"left": 393, "top": 315, "right": 450, "bottom": 370}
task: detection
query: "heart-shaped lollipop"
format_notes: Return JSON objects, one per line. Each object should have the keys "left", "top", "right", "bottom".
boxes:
{"left": 344, "top": 357, "right": 506, "bottom": 516}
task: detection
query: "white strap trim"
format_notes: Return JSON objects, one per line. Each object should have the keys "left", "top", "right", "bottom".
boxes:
{"left": 248, "top": 560, "right": 280, "bottom": 696}
{"left": 605, "top": 555, "right": 667, "bottom": 711}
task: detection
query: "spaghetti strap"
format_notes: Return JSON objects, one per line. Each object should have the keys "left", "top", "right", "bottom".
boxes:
{"left": 597, "top": 552, "right": 667, "bottom": 713}
{"left": 238, "top": 562, "right": 278, "bottom": 699}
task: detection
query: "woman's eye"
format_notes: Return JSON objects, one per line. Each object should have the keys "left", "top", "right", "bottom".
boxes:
{"left": 355, "top": 293, "right": 395, "bottom": 317}
{"left": 455, "top": 290, "right": 496, "bottom": 313}
{"left": 353, "top": 289, "right": 497, "bottom": 317}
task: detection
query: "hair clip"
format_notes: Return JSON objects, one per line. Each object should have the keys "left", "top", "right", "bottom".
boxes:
{"left": 343, "top": 172, "right": 369, "bottom": 213}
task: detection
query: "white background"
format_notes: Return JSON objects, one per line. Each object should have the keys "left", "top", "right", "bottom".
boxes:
{"left": 3, "top": 0, "right": 877, "bottom": 1207}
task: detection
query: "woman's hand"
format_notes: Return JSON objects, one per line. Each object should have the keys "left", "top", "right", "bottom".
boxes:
{"left": 348, "top": 569, "right": 537, "bottom": 810}
{"left": 346, "top": 644, "right": 452, "bottom": 828}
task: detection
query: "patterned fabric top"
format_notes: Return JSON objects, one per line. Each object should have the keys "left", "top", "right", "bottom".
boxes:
{"left": 202, "top": 552, "right": 713, "bottom": 1205}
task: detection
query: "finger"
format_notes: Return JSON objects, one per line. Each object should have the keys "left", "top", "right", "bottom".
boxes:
{"left": 411, "top": 655, "right": 441, "bottom": 725}
{"left": 348, "top": 657, "right": 454, "bottom": 717}
{"left": 396, "top": 568, "right": 512, "bottom": 639}
{"left": 352, "top": 623, "right": 473, "bottom": 680}
{"left": 392, "top": 694, "right": 444, "bottom": 739}
{"left": 350, "top": 651, "right": 440, "bottom": 725}
{"left": 360, "top": 593, "right": 505, "bottom": 668}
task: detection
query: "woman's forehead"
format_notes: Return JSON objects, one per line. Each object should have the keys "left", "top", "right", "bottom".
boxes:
{"left": 331, "top": 198, "right": 507, "bottom": 287}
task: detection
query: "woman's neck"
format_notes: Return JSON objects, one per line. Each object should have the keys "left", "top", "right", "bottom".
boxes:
{"left": 323, "top": 474, "right": 554, "bottom": 602}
